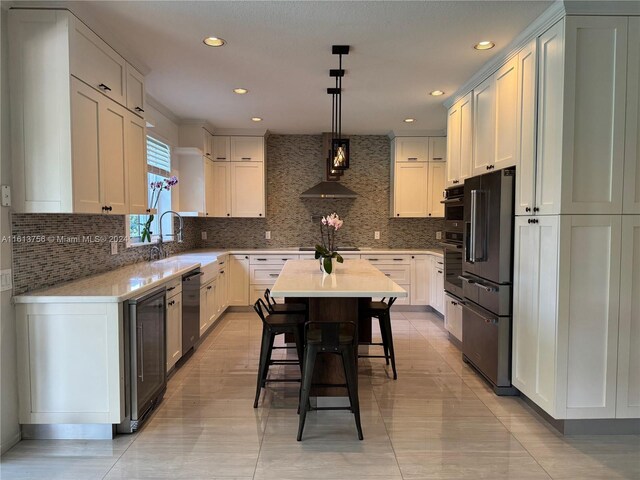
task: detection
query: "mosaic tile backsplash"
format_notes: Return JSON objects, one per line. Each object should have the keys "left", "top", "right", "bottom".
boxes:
{"left": 10, "top": 135, "right": 443, "bottom": 294}
{"left": 198, "top": 135, "right": 444, "bottom": 249}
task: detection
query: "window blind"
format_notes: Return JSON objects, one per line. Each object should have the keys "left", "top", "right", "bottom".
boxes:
{"left": 146, "top": 136, "right": 171, "bottom": 172}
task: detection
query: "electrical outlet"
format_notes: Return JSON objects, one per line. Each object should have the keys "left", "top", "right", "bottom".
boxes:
{"left": 0, "top": 269, "right": 12, "bottom": 292}
{"left": 435, "top": 231, "right": 442, "bottom": 240}
{"left": 201, "top": 231, "right": 208, "bottom": 240}
{"left": 374, "top": 231, "right": 380, "bottom": 240}
{"left": 1, "top": 185, "right": 11, "bottom": 207}
{"left": 110, "top": 241, "right": 118, "bottom": 255}
{"left": 265, "top": 231, "right": 271, "bottom": 240}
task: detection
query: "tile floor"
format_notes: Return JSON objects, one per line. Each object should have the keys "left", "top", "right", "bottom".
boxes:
{"left": 2, "top": 310, "right": 639, "bottom": 479}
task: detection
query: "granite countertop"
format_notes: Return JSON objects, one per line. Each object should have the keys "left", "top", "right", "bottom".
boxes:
{"left": 14, "top": 247, "right": 442, "bottom": 304}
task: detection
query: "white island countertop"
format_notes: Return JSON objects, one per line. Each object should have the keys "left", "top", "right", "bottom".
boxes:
{"left": 270, "top": 259, "right": 408, "bottom": 298}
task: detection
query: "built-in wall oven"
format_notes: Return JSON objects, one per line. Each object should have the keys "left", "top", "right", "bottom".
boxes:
{"left": 441, "top": 185, "right": 465, "bottom": 298}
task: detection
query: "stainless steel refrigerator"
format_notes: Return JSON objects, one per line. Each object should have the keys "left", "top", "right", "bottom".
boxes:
{"left": 460, "top": 167, "right": 517, "bottom": 395}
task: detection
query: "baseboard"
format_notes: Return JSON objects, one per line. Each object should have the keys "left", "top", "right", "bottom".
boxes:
{"left": 0, "top": 430, "right": 21, "bottom": 455}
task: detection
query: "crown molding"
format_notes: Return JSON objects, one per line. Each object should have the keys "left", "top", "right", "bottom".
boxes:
{"left": 212, "top": 128, "right": 269, "bottom": 137}
{"left": 387, "top": 129, "right": 446, "bottom": 139}
{"left": 146, "top": 95, "right": 180, "bottom": 124}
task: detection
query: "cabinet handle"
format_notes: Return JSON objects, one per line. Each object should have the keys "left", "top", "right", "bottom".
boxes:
{"left": 216, "top": 157, "right": 227, "bottom": 160}
{"left": 226, "top": 213, "right": 230, "bottom": 216}
{"left": 206, "top": 152, "right": 211, "bottom": 156}
{"left": 437, "top": 270, "right": 443, "bottom": 274}
{"left": 98, "top": 83, "right": 112, "bottom": 92}
{"left": 525, "top": 207, "right": 531, "bottom": 212}
{"left": 407, "top": 157, "right": 418, "bottom": 161}
{"left": 245, "top": 256, "right": 249, "bottom": 259}
{"left": 168, "top": 300, "right": 175, "bottom": 306}
{"left": 220, "top": 270, "right": 225, "bottom": 274}
{"left": 528, "top": 218, "right": 539, "bottom": 224}
{"left": 384, "top": 273, "right": 391, "bottom": 277}
{"left": 167, "top": 286, "right": 176, "bottom": 292}
{"left": 533, "top": 207, "right": 540, "bottom": 212}
{"left": 433, "top": 157, "right": 443, "bottom": 160}
{"left": 256, "top": 258, "right": 267, "bottom": 261}
{"left": 396, "top": 214, "right": 400, "bottom": 217}
{"left": 269, "top": 273, "right": 279, "bottom": 277}
{"left": 135, "top": 106, "right": 145, "bottom": 113}
{"left": 241, "top": 157, "right": 252, "bottom": 160}
{"left": 219, "top": 261, "right": 225, "bottom": 265}
{"left": 137, "top": 324, "right": 144, "bottom": 381}
{"left": 207, "top": 285, "right": 212, "bottom": 290}
{"left": 393, "top": 258, "right": 403, "bottom": 261}
{"left": 369, "top": 258, "right": 379, "bottom": 261}
{"left": 453, "top": 180, "right": 459, "bottom": 184}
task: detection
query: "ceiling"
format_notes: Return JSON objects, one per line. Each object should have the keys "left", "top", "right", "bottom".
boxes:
{"left": 35, "top": 1, "right": 552, "bottom": 134}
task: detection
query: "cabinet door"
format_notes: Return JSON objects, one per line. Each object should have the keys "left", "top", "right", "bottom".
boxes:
{"left": 446, "top": 104, "right": 461, "bottom": 186}
{"left": 231, "top": 136, "right": 264, "bottom": 162}
{"left": 100, "top": 99, "right": 129, "bottom": 214}
{"left": 213, "top": 136, "right": 231, "bottom": 162}
{"left": 512, "top": 216, "right": 559, "bottom": 416}
{"left": 444, "top": 294, "right": 463, "bottom": 342}
{"left": 211, "top": 162, "right": 231, "bottom": 217}
{"left": 617, "top": 215, "right": 640, "bottom": 417}
{"left": 559, "top": 215, "right": 621, "bottom": 419}
{"left": 494, "top": 57, "right": 519, "bottom": 170}
{"left": 393, "top": 162, "right": 428, "bottom": 217}
{"left": 199, "top": 285, "right": 209, "bottom": 336}
{"left": 126, "top": 63, "right": 145, "bottom": 117}
{"left": 204, "top": 130, "right": 214, "bottom": 159}
{"left": 230, "top": 162, "right": 265, "bottom": 217}
{"left": 515, "top": 40, "right": 538, "bottom": 216}
{"left": 69, "top": 16, "right": 126, "bottom": 105}
{"left": 561, "top": 16, "right": 627, "bottom": 215}
{"left": 126, "top": 113, "right": 148, "bottom": 214}
{"left": 473, "top": 75, "right": 496, "bottom": 175}
{"left": 535, "top": 20, "right": 564, "bottom": 215}
{"left": 207, "top": 278, "right": 218, "bottom": 326}
{"left": 624, "top": 18, "right": 640, "bottom": 214}
{"left": 427, "top": 162, "right": 446, "bottom": 217}
{"left": 166, "top": 294, "right": 182, "bottom": 372}
{"left": 229, "top": 255, "right": 250, "bottom": 306}
{"left": 429, "top": 137, "right": 446, "bottom": 162}
{"left": 395, "top": 137, "right": 429, "bottom": 162}
{"left": 435, "top": 268, "right": 444, "bottom": 314}
{"left": 204, "top": 159, "right": 215, "bottom": 217}
{"left": 71, "top": 78, "right": 103, "bottom": 214}
{"left": 410, "top": 255, "right": 430, "bottom": 306}
{"left": 459, "top": 92, "right": 474, "bottom": 182}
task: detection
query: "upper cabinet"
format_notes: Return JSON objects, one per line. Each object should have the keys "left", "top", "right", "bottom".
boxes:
{"left": 231, "top": 136, "right": 265, "bottom": 162}
{"left": 446, "top": 93, "right": 473, "bottom": 187}
{"left": 8, "top": 9, "right": 147, "bottom": 214}
{"left": 624, "top": 18, "right": 640, "bottom": 214}
{"left": 391, "top": 136, "right": 447, "bottom": 217}
{"left": 179, "top": 125, "right": 214, "bottom": 159}
{"left": 213, "top": 136, "right": 231, "bottom": 162}
{"left": 473, "top": 75, "right": 496, "bottom": 174}
{"left": 126, "top": 64, "right": 145, "bottom": 117}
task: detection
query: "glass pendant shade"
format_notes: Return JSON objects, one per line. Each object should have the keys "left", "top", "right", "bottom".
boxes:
{"left": 331, "top": 138, "right": 349, "bottom": 170}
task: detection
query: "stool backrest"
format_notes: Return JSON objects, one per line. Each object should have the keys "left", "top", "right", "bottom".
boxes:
{"left": 253, "top": 298, "right": 270, "bottom": 324}
{"left": 305, "top": 321, "right": 357, "bottom": 349}
{"left": 264, "top": 288, "right": 277, "bottom": 311}
{"left": 387, "top": 297, "right": 397, "bottom": 309}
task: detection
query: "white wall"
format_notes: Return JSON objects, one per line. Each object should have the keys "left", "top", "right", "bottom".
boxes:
{"left": 0, "top": 5, "right": 21, "bottom": 453}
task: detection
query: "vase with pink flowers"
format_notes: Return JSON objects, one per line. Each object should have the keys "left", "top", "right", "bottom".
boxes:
{"left": 140, "top": 176, "right": 179, "bottom": 242}
{"left": 315, "top": 213, "right": 344, "bottom": 274}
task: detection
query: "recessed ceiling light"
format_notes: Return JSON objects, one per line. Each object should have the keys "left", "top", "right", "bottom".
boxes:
{"left": 203, "top": 36, "right": 226, "bottom": 47}
{"left": 251, "top": 117, "right": 262, "bottom": 122}
{"left": 430, "top": 90, "right": 445, "bottom": 96}
{"left": 474, "top": 41, "right": 495, "bottom": 50}
{"left": 404, "top": 118, "right": 415, "bottom": 123}
{"left": 233, "top": 88, "right": 248, "bottom": 94}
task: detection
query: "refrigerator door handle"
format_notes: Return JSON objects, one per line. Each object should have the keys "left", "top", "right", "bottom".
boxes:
{"left": 470, "top": 189, "right": 487, "bottom": 263}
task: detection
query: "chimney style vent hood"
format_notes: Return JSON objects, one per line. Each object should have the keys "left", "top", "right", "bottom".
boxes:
{"left": 300, "top": 181, "right": 357, "bottom": 199}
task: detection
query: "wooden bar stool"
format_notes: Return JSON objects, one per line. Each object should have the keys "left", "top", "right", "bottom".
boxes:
{"left": 297, "top": 321, "right": 363, "bottom": 441}
{"left": 359, "top": 297, "right": 398, "bottom": 380}
{"left": 264, "top": 288, "right": 307, "bottom": 315}
{"left": 253, "top": 298, "right": 306, "bottom": 408}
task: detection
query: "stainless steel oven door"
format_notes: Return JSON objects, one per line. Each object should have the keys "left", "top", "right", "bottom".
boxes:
{"left": 442, "top": 242, "right": 463, "bottom": 298}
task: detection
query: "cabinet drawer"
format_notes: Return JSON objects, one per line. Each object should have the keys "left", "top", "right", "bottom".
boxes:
{"left": 249, "top": 254, "right": 298, "bottom": 265}
{"left": 201, "top": 263, "right": 219, "bottom": 285}
{"left": 250, "top": 265, "right": 284, "bottom": 284}
{"left": 165, "top": 277, "right": 183, "bottom": 298}
{"left": 217, "top": 254, "right": 228, "bottom": 267}
{"left": 362, "top": 254, "right": 412, "bottom": 265}
{"left": 378, "top": 265, "right": 411, "bottom": 283}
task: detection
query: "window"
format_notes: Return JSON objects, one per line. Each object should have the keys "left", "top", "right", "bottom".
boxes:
{"left": 128, "top": 136, "right": 174, "bottom": 245}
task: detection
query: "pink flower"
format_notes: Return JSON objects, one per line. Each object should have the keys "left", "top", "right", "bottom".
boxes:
{"left": 334, "top": 219, "right": 344, "bottom": 230}
{"left": 321, "top": 217, "right": 328, "bottom": 225}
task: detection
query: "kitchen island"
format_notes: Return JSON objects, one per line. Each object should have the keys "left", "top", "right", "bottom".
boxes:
{"left": 271, "top": 259, "right": 407, "bottom": 395}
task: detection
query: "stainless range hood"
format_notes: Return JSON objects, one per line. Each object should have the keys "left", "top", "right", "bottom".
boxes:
{"left": 300, "top": 181, "right": 357, "bottom": 199}
{"left": 299, "top": 133, "right": 358, "bottom": 199}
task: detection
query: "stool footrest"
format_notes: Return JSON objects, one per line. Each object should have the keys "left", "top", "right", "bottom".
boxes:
{"left": 359, "top": 354, "right": 389, "bottom": 359}
{"left": 264, "top": 378, "right": 301, "bottom": 383}
{"left": 272, "top": 346, "right": 296, "bottom": 350}
{"left": 311, "top": 407, "right": 353, "bottom": 412}
{"left": 310, "top": 383, "right": 348, "bottom": 388}
{"left": 269, "top": 360, "right": 301, "bottom": 366}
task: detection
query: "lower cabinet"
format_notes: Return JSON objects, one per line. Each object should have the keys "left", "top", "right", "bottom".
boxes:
{"left": 430, "top": 256, "right": 445, "bottom": 314}
{"left": 229, "top": 254, "right": 250, "bottom": 306}
{"left": 199, "top": 277, "right": 218, "bottom": 336}
{"left": 166, "top": 291, "right": 182, "bottom": 372}
{"left": 410, "top": 255, "right": 431, "bottom": 305}
{"left": 513, "top": 214, "right": 627, "bottom": 419}
{"left": 444, "top": 293, "right": 463, "bottom": 342}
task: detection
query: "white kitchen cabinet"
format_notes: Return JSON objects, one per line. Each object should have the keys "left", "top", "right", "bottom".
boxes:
{"left": 446, "top": 103, "right": 461, "bottom": 186}
{"left": 213, "top": 136, "right": 231, "bottom": 162}
{"left": 444, "top": 293, "right": 463, "bottom": 342}
{"left": 493, "top": 56, "right": 519, "bottom": 171}
{"left": 230, "top": 162, "right": 265, "bottom": 217}
{"left": 473, "top": 75, "right": 496, "bottom": 175}
{"left": 427, "top": 162, "right": 445, "bottom": 217}
{"left": 166, "top": 292, "right": 182, "bottom": 372}
{"left": 459, "top": 94, "right": 474, "bottom": 183}
{"left": 179, "top": 125, "right": 214, "bottom": 158}
{"left": 126, "top": 64, "right": 145, "bottom": 117}
{"left": 392, "top": 162, "right": 428, "bottom": 217}
{"left": 176, "top": 148, "right": 216, "bottom": 217}
{"left": 410, "top": 255, "right": 431, "bottom": 306}
{"left": 200, "top": 277, "right": 218, "bottom": 336}
{"left": 231, "top": 136, "right": 264, "bottom": 162}
{"left": 70, "top": 78, "right": 128, "bottom": 214}
{"left": 229, "top": 254, "right": 250, "bottom": 306}
{"left": 393, "top": 137, "right": 429, "bottom": 162}
{"left": 515, "top": 39, "right": 538, "bottom": 216}
{"left": 127, "top": 113, "right": 148, "bottom": 214}
{"left": 211, "top": 162, "right": 231, "bottom": 217}
{"left": 616, "top": 215, "right": 640, "bottom": 417}
{"left": 217, "top": 258, "right": 229, "bottom": 313}
{"left": 429, "top": 256, "right": 444, "bottom": 315}
{"left": 69, "top": 13, "right": 126, "bottom": 106}
{"left": 429, "top": 137, "right": 446, "bottom": 162}
{"left": 624, "top": 18, "right": 640, "bottom": 214}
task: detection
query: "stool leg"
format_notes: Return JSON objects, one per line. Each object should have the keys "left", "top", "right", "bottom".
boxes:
{"left": 378, "top": 316, "right": 390, "bottom": 365}
{"left": 342, "top": 346, "right": 363, "bottom": 440}
{"left": 254, "top": 328, "right": 274, "bottom": 408}
{"left": 293, "top": 325, "right": 305, "bottom": 374}
{"left": 297, "top": 345, "right": 317, "bottom": 441}
{"left": 382, "top": 313, "right": 398, "bottom": 380}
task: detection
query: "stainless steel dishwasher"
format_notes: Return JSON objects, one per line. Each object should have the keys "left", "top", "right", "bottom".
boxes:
{"left": 182, "top": 269, "right": 202, "bottom": 356}
{"left": 117, "top": 287, "right": 167, "bottom": 433}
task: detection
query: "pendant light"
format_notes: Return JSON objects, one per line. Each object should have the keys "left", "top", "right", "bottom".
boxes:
{"left": 328, "top": 45, "right": 350, "bottom": 170}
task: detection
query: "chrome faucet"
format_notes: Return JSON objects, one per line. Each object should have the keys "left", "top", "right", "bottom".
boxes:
{"left": 152, "top": 210, "right": 184, "bottom": 260}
